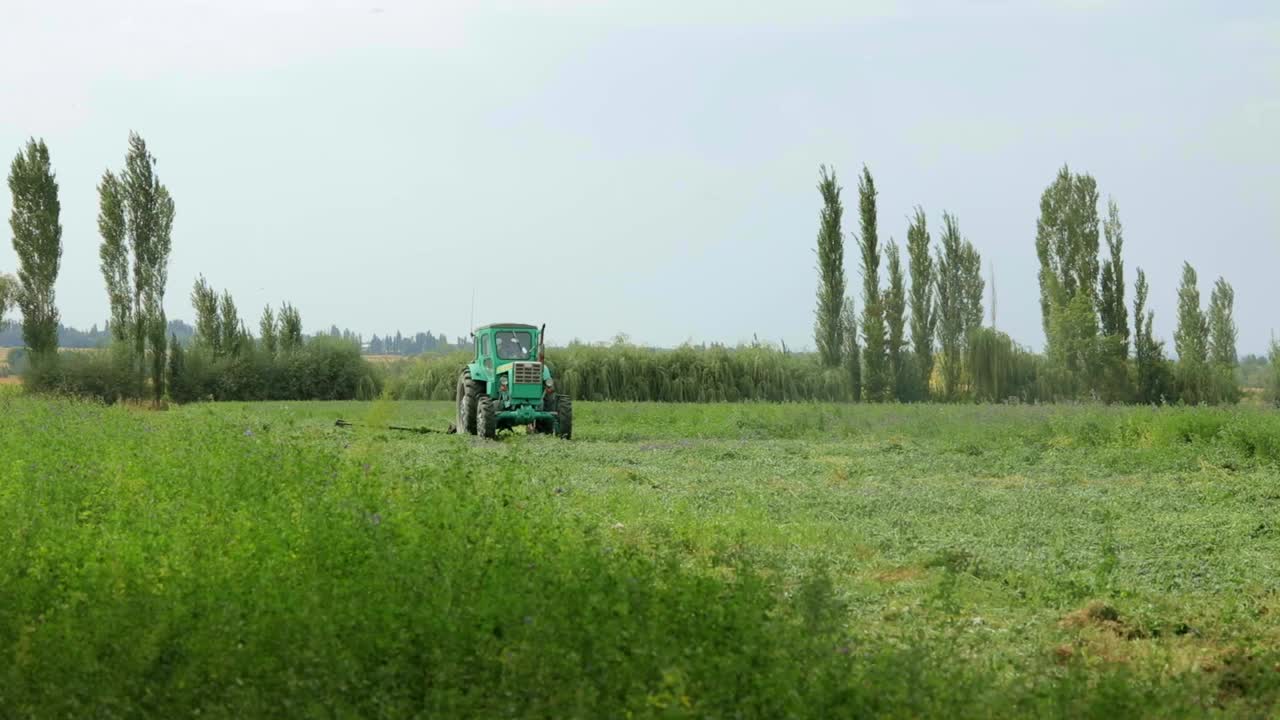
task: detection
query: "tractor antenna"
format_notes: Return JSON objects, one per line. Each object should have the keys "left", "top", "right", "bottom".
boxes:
{"left": 468, "top": 287, "right": 476, "bottom": 335}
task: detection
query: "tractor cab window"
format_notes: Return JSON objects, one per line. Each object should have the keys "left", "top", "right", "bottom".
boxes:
{"left": 495, "top": 331, "right": 533, "bottom": 360}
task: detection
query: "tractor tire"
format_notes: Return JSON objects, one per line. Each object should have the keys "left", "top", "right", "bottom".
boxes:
{"left": 456, "top": 371, "right": 481, "bottom": 436}
{"left": 476, "top": 395, "right": 497, "bottom": 439}
{"left": 555, "top": 394, "right": 573, "bottom": 440}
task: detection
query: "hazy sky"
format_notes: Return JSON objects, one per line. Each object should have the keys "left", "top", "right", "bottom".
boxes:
{"left": 1, "top": 0, "right": 1276, "bottom": 353}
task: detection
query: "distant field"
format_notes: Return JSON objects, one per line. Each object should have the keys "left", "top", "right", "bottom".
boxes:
{"left": 2, "top": 396, "right": 1279, "bottom": 716}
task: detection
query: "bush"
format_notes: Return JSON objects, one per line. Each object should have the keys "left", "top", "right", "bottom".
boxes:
{"left": 23, "top": 344, "right": 142, "bottom": 403}
{"left": 25, "top": 338, "right": 382, "bottom": 404}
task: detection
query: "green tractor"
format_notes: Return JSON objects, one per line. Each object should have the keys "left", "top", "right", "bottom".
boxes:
{"left": 456, "top": 323, "right": 572, "bottom": 439}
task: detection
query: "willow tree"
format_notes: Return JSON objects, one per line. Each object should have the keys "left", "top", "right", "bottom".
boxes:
{"left": 813, "top": 166, "right": 846, "bottom": 368}
{"left": 8, "top": 138, "right": 63, "bottom": 361}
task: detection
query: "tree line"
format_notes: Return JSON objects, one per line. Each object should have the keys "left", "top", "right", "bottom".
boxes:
{"left": 812, "top": 163, "right": 1263, "bottom": 405}
{"left": 6, "top": 135, "right": 379, "bottom": 403}
{"left": 5, "top": 136, "right": 1276, "bottom": 407}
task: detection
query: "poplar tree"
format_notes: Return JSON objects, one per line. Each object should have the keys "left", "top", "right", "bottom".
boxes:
{"left": 1268, "top": 339, "right": 1280, "bottom": 407}
{"left": 935, "top": 213, "right": 966, "bottom": 400}
{"left": 260, "top": 305, "right": 279, "bottom": 357}
{"left": 884, "top": 240, "right": 907, "bottom": 401}
{"left": 279, "top": 303, "right": 304, "bottom": 352}
{"left": 857, "top": 166, "right": 888, "bottom": 401}
{"left": 1098, "top": 199, "right": 1128, "bottom": 350}
{"left": 98, "top": 172, "right": 130, "bottom": 343}
{"left": 99, "top": 132, "right": 175, "bottom": 402}
{"left": 0, "top": 273, "right": 15, "bottom": 326}
{"left": 191, "top": 275, "right": 222, "bottom": 355}
{"left": 8, "top": 138, "right": 62, "bottom": 360}
{"left": 841, "top": 297, "right": 861, "bottom": 401}
{"left": 906, "top": 208, "right": 935, "bottom": 397}
{"left": 1133, "top": 269, "right": 1170, "bottom": 404}
{"left": 1097, "top": 198, "right": 1130, "bottom": 400}
{"left": 219, "top": 290, "right": 245, "bottom": 357}
{"left": 1174, "top": 262, "right": 1209, "bottom": 404}
{"left": 1207, "top": 277, "right": 1239, "bottom": 402}
{"left": 813, "top": 166, "right": 846, "bottom": 367}
{"left": 1036, "top": 166, "right": 1101, "bottom": 394}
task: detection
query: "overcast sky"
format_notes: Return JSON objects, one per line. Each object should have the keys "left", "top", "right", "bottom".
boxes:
{"left": 1, "top": 0, "right": 1276, "bottom": 353}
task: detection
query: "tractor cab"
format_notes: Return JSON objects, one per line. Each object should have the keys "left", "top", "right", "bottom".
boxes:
{"left": 456, "top": 323, "right": 572, "bottom": 439}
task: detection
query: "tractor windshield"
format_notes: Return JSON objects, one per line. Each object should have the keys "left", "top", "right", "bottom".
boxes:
{"left": 495, "top": 330, "right": 533, "bottom": 360}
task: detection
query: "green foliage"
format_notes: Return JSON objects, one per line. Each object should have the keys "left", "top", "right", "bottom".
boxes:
{"left": 906, "top": 207, "right": 936, "bottom": 399}
{"left": 0, "top": 272, "right": 16, "bottom": 328}
{"left": 1208, "top": 277, "right": 1238, "bottom": 368}
{"left": 1207, "top": 278, "right": 1241, "bottom": 404}
{"left": 97, "top": 171, "right": 131, "bottom": 343}
{"left": 857, "top": 166, "right": 889, "bottom": 401}
{"left": 169, "top": 336, "right": 379, "bottom": 402}
{"left": 218, "top": 290, "right": 246, "bottom": 357}
{"left": 386, "top": 341, "right": 868, "bottom": 403}
{"left": 1174, "top": 263, "right": 1210, "bottom": 404}
{"left": 97, "top": 132, "right": 175, "bottom": 403}
{"left": 190, "top": 275, "right": 221, "bottom": 354}
{"left": 967, "top": 327, "right": 1049, "bottom": 403}
{"left": 1133, "top": 269, "right": 1173, "bottom": 404}
{"left": 813, "top": 165, "right": 846, "bottom": 368}
{"left": 24, "top": 344, "right": 143, "bottom": 403}
{"left": 935, "top": 213, "right": 980, "bottom": 400}
{"left": 1048, "top": 292, "right": 1102, "bottom": 398}
{"left": 8, "top": 138, "right": 63, "bottom": 359}
{"left": 884, "top": 240, "right": 907, "bottom": 401}
{"left": 279, "top": 302, "right": 303, "bottom": 353}
{"left": 4, "top": 397, "right": 1280, "bottom": 715}
{"left": 1268, "top": 341, "right": 1280, "bottom": 406}
{"left": 842, "top": 297, "right": 861, "bottom": 402}
{"left": 1099, "top": 198, "right": 1129, "bottom": 350}
{"left": 1036, "top": 166, "right": 1102, "bottom": 395}
{"left": 259, "top": 305, "right": 278, "bottom": 357}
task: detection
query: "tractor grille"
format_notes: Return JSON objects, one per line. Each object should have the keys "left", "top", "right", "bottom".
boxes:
{"left": 513, "top": 362, "right": 543, "bottom": 385}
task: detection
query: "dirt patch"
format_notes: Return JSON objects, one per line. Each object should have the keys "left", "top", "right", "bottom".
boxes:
{"left": 873, "top": 566, "right": 924, "bottom": 584}
{"left": 1060, "top": 600, "right": 1126, "bottom": 634}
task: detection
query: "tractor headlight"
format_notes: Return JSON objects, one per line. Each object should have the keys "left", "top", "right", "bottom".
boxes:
{"left": 499, "top": 376, "right": 509, "bottom": 391}
{"left": 544, "top": 378, "right": 554, "bottom": 393}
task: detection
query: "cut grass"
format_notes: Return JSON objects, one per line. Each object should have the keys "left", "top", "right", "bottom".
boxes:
{"left": 2, "top": 396, "right": 1279, "bottom": 717}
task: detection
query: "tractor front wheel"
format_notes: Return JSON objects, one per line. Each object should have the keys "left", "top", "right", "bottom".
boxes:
{"left": 476, "top": 395, "right": 498, "bottom": 439}
{"left": 555, "top": 394, "right": 573, "bottom": 440}
{"left": 456, "top": 371, "right": 481, "bottom": 435}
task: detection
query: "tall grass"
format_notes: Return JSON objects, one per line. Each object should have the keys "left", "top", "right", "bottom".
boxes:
{"left": 384, "top": 342, "right": 860, "bottom": 403}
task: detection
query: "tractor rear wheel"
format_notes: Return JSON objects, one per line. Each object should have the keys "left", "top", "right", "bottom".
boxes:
{"left": 555, "top": 394, "right": 573, "bottom": 439}
{"left": 476, "top": 395, "right": 497, "bottom": 439}
{"left": 456, "top": 371, "right": 481, "bottom": 435}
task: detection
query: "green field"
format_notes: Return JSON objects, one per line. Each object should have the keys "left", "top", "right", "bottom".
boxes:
{"left": 3, "top": 394, "right": 1280, "bottom": 717}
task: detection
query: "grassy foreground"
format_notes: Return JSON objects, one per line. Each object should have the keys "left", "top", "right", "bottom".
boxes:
{"left": 2, "top": 395, "right": 1280, "bottom": 717}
